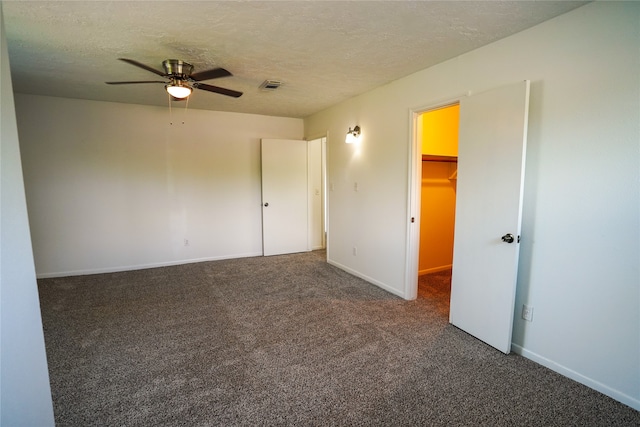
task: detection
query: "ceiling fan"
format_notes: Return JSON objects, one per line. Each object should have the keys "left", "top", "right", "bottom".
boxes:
{"left": 106, "top": 58, "right": 243, "bottom": 100}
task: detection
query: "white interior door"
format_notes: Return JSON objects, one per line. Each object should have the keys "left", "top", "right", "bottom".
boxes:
{"left": 261, "top": 139, "right": 309, "bottom": 256}
{"left": 449, "top": 80, "right": 530, "bottom": 354}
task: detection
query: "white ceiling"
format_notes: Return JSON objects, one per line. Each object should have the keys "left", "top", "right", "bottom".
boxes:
{"left": 3, "top": 1, "right": 587, "bottom": 118}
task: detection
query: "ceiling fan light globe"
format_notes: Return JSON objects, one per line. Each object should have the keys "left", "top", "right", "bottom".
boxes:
{"left": 166, "top": 85, "right": 192, "bottom": 99}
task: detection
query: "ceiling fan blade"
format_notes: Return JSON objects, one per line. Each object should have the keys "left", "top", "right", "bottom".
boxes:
{"left": 118, "top": 58, "right": 165, "bottom": 76}
{"left": 105, "top": 80, "right": 167, "bottom": 85}
{"left": 195, "top": 83, "right": 243, "bottom": 98}
{"left": 190, "top": 67, "right": 232, "bottom": 81}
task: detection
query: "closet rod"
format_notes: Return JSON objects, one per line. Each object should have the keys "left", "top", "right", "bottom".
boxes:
{"left": 422, "top": 155, "right": 457, "bottom": 162}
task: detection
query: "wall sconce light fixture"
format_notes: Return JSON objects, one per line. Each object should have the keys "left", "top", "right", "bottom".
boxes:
{"left": 345, "top": 125, "right": 361, "bottom": 144}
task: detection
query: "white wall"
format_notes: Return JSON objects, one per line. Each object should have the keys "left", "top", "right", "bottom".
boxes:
{"left": 0, "top": 6, "right": 55, "bottom": 426}
{"left": 16, "top": 95, "right": 303, "bottom": 277}
{"left": 305, "top": 2, "right": 639, "bottom": 410}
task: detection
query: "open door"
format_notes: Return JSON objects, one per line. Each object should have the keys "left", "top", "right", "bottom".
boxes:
{"left": 261, "top": 139, "right": 309, "bottom": 256}
{"left": 449, "top": 81, "right": 530, "bottom": 354}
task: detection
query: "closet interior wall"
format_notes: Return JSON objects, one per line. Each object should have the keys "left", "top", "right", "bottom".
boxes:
{"left": 418, "top": 104, "right": 459, "bottom": 275}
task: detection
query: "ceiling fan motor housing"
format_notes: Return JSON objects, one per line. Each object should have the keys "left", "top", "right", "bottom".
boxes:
{"left": 163, "top": 59, "right": 193, "bottom": 78}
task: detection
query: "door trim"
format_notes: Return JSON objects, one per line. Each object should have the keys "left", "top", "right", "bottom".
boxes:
{"left": 307, "top": 136, "right": 327, "bottom": 251}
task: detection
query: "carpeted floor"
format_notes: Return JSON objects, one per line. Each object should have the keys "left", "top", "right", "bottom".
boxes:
{"left": 417, "top": 268, "right": 451, "bottom": 319}
{"left": 38, "top": 250, "right": 639, "bottom": 426}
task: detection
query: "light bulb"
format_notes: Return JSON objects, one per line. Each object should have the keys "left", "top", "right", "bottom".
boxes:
{"left": 345, "top": 126, "right": 361, "bottom": 144}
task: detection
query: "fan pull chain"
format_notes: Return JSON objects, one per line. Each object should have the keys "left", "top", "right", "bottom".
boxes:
{"left": 182, "top": 96, "right": 189, "bottom": 125}
{"left": 166, "top": 94, "right": 188, "bottom": 125}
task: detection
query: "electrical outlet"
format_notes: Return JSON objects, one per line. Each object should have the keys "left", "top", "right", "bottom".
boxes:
{"left": 184, "top": 239, "right": 190, "bottom": 247}
{"left": 522, "top": 304, "right": 533, "bottom": 322}
{"left": 353, "top": 247, "right": 357, "bottom": 256}
{"left": 354, "top": 182, "right": 359, "bottom": 192}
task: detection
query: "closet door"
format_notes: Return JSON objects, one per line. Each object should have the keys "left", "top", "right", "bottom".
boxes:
{"left": 261, "top": 139, "right": 309, "bottom": 256}
{"left": 449, "top": 81, "right": 530, "bottom": 354}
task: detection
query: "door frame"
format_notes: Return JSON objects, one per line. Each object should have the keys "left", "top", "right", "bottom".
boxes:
{"left": 307, "top": 136, "right": 327, "bottom": 251}
{"left": 405, "top": 94, "right": 466, "bottom": 300}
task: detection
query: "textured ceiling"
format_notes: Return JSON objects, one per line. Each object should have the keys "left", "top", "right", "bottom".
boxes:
{"left": 3, "top": 1, "right": 587, "bottom": 118}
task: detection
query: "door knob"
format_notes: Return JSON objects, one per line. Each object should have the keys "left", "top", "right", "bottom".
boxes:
{"left": 264, "top": 202, "right": 269, "bottom": 207}
{"left": 501, "top": 233, "right": 515, "bottom": 243}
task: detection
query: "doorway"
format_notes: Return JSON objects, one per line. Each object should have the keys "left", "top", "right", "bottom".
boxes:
{"left": 407, "top": 81, "right": 530, "bottom": 353}
{"left": 417, "top": 104, "right": 459, "bottom": 318}
{"left": 261, "top": 137, "right": 326, "bottom": 256}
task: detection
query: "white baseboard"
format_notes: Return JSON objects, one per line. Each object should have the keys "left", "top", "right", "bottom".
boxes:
{"left": 511, "top": 343, "right": 640, "bottom": 411}
{"left": 327, "top": 259, "right": 406, "bottom": 299}
{"left": 36, "top": 251, "right": 264, "bottom": 279}
{"left": 418, "top": 264, "right": 452, "bottom": 276}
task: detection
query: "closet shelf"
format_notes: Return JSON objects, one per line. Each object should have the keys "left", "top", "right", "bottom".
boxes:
{"left": 421, "top": 154, "right": 458, "bottom": 180}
